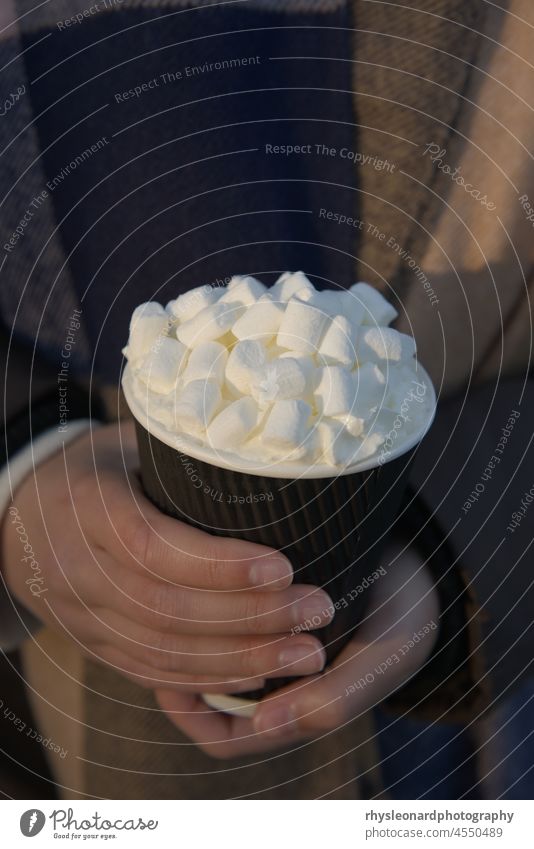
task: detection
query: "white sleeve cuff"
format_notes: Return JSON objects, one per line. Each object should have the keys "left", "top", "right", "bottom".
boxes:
{"left": 0, "top": 419, "right": 98, "bottom": 651}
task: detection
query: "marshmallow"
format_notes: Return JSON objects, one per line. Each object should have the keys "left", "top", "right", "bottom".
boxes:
{"left": 357, "top": 327, "right": 416, "bottom": 363}
{"left": 167, "top": 285, "right": 221, "bottom": 322}
{"left": 264, "top": 340, "right": 288, "bottom": 361}
{"left": 317, "top": 420, "right": 362, "bottom": 467}
{"left": 174, "top": 379, "right": 222, "bottom": 433}
{"left": 302, "top": 289, "right": 366, "bottom": 328}
{"left": 368, "top": 408, "right": 407, "bottom": 442}
{"left": 276, "top": 293, "right": 329, "bottom": 354}
{"left": 225, "top": 339, "right": 266, "bottom": 396}
{"left": 136, "top": 337, "right": 187, "bottom": 394}
{"left": 318, "top": 315, "right": 357, "bottom": 368}
{"left": 350, "top": 282, "right": 398, "bottom": 326}
{"left": 220, "top": 275, "right": 266, "bottom": 306}
{"left": 231, "top": 296, "right": 284, "bottom": 341}
{"left": 314, "top": 366, "right": 356, "bottom": 418}
{"left": 271, "top": 271, "right": 315, "bottom": 302}
{"left": 384, "top": 365, "right": 428, "bottom": 417}
{"left": 317, "top": 428, "right": 384, "bottom": 465}
{"left": 251, "top": 357, "right": 308, "bottom": 408}
{"left": 333, "top": 411, "right": 364, "bottom": 438}
{"left": 301, "top": 288, "right": 343, "bottom": 317}
{"left": 182, "top": 341, "right": 228, "bottom": 386}
{"left": 352, "top": 363, "right": 387, "bottom": 418}
{"left": 335, "top": 290, "right": 366, "bottom": 327}
{"left": 124, "top": 273, "right": 427, "bottom": 469}
{"left": 226, "top": 275, "right": 244, "bottom": 290}
{"left": 369, "top": 394, "right": 427, "bottom": 454}
{"left": 137, "top": 389, "right": 176, "bottom": 431}
{"left": 356, "top": 431, "right": 386, "bottom": 459}
{"left": 207, "top": 397, "right": 258, "bottom": 449}
{"left": 226, "top": 274, "right": 262, "bottom": 291}
{"left": 260, "top": 399, "right": 312, "bottom": 457}
{"left": 176, "top": 302, "right": 243, "bottom": 348}
{"left": 279, "top": 351, "right": 315, "bottom": 379}
{"left": 124, "top": 302, "right": 170, "bottom": 363}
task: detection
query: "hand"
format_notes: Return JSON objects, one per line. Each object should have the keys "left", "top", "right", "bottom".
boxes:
{"left": 1, "top": 421, "right": 333, "bottom": 694}
{"left": 156, "top": 548, "right": 439, "bottom": 757}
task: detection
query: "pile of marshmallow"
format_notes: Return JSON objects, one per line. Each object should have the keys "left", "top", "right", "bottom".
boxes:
{"left": 123, "top": 272, "right": 428, "bottom": 468}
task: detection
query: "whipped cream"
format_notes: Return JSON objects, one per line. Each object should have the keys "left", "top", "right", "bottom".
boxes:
{"left": 122, "top": 273, "right": 435, "bottom": 474}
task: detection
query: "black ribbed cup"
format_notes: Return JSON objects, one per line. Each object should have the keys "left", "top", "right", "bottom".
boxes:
{"left": 134, "top": 420, "right": 414, "bottom": 699}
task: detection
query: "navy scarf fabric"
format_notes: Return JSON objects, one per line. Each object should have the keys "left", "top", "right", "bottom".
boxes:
{"left": 17, "top": 4, "right": 357, "bottom": 382}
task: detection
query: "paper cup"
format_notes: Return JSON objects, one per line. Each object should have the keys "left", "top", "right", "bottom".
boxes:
{"left": 123, "top": 364, "right": 436, "bottom": 716}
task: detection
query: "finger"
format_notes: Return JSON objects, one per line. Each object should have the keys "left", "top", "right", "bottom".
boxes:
{"left": 75, "top": 607, "right": 326, "bottom": 677}
{"left": 109, "top": 563, "right": 334, "bottom": 636}
{"left": 76, "top": 553, "right": 334, "bottom": 637}
{"left": 90, "top": 644, "right": 267, "bottom": 694}
{"left": 250, "top": 641, "right": 375, "bottom": 739}
{"left": 155, "top": 690, "right": 303, "bottom": 760}
{"left": 252, "top": 560, "right": 440, "bottom": 738}
{"left": 82, "top": 470, "right": 296, "bottom": 592}
{"left": 252, "top": 637, "right": 432, "bottom": 738}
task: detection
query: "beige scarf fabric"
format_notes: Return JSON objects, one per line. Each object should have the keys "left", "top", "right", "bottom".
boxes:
{"left": 355, "top": 1, "right": 534, "bottom": 394}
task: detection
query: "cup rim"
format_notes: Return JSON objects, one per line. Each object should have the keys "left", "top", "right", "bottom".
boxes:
{"left": 122, "top": 362, "right": 436, "bottom": 480}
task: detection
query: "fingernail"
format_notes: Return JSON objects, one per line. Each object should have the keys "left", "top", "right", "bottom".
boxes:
{"left": 231, "top": 677, "right": 266, "bottom": 692}
{"left": 278, "top": 643, "right": 325, "bottom": 674}
{"left": 293, "top": 590, "right": 334, "bottom": 629}
{"left": 249, "top": 557, "right": 293, "bottom": 590}
{"left": 253, "top": 704, "right": 297, "bottom": 737}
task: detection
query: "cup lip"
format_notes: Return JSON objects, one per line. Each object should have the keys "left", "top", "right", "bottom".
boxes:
{"left": 202, "top": 693, "right": 258, "bottom": 718}
{"left": 122, "top": 362, "right": 436, "bottom": 480}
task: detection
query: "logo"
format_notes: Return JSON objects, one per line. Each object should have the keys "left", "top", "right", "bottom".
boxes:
{"left": 20, "top": 810, "right": 46, "bottom": 837}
